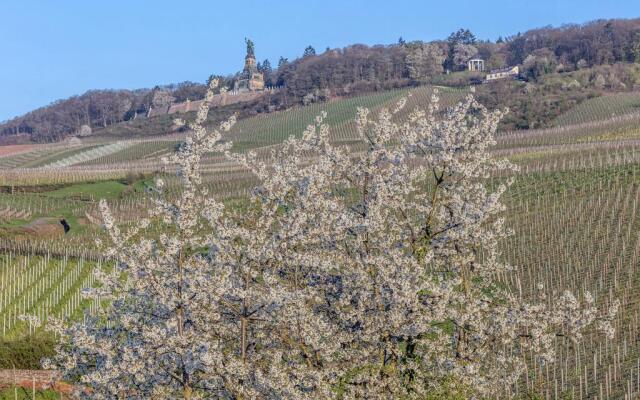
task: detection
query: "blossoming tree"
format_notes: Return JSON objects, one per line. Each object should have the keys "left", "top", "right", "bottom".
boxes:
{"left": 46, "top": 80, "right": 618, "bottom": 399}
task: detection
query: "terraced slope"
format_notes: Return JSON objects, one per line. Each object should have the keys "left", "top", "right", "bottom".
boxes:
{"left": 0, "top": 85, "right": 468, "bottom": 172}
{"left": 42, "top": 142, "right": 134, "bottom": 168}
{"left": 0, "top": 145, "right": 76, "bottom": 169}
{"left": 77, "top": 140, "right": 180, "bottom": 166}
{"left": 226, "top": 86, "right": 469, "bottom": 151}
{"left": 554, "top": 92, "right": 640, "bottom": 127}
{"left": 25, "top": 145, "right": 103, "bottom": 168}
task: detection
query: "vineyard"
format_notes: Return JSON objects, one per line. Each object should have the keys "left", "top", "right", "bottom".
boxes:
{"left": 1, "top": 85, "right": 640, "bottom": 397}
{"left": 499, "top": 162, "right": 640, "bottom": 398}
{"left": 553, "top": 92, "right": 640, "bottom": 127}
{"left": 0, "top": 253, "right": 99, "bottom": 338}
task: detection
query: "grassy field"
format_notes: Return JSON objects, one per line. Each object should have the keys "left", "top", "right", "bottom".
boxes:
{"left": 0, "top": 388, "right": 60, "bottom": 400}
{"left": 1, "top": 84, "right": 640, "bottom": 397}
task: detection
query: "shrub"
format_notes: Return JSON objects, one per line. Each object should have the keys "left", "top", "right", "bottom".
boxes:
{"left": 0, "top": 335, "right": 55, "bottom": 369}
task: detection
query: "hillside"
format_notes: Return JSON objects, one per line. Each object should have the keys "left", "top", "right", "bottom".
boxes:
{"left": 6, "top": 1, "right": 640, "bottom": 395}
{"left": 2, "top": 17, "right": 640, "bottom": 144}
{"left": 1, "top": 81, "right": 640, "bottom": 396}
{"left": 553, "top": 91, "right": 640, "bottom": 126}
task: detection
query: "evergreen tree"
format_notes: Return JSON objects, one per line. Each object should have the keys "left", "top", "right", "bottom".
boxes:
{"left": 303, "top": 45, "right": 316, "bottom": 57}
{"left": 260, "top": 59, "right": 273, "bottom": 86}
{"left": 445, "top": 28, "right": 477, "bottom": 71}
{"left": 277, "top": 56, "right": 289, "bottom": 69}
{"left": 260, "top": 59, "right": 272, "bottom": 74}
{"left": 632, "top": 31, "right": 640, "bottom": 62}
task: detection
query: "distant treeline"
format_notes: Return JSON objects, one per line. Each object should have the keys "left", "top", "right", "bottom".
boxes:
{"left": 0, "top": 82, "right": 208, "bottom": 143}
{"left": 3, "top": 18, "right": 640, "bottom": 142}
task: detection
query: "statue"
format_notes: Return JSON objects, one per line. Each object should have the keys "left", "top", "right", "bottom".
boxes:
{"left": 234, "top": 38, "right": 264, "bottom": 92}
{"left": 245, "top": 38, "right": 255, "bottom": 60}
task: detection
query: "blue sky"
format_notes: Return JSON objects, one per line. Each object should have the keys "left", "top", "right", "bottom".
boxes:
{"left": 1, "top": 0, "right": 639, "bottom": 121}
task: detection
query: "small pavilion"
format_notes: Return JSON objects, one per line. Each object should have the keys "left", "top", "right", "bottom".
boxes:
{"left": 467, "top": 58, "right": 485, "bottom": 72}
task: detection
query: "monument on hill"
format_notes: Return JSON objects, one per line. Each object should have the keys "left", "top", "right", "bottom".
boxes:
{"left": 234, "top": 38, "right": 265, "bottom": 92}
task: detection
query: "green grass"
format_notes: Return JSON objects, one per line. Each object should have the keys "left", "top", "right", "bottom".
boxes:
{"left": 42, "top": 181, "right": 128, "bottom": 200}
{"left": 0, "top": 388, "right": 60, "bottom": 400}
{"left": 0, "top": 179, "right": 147, "bottom": 243}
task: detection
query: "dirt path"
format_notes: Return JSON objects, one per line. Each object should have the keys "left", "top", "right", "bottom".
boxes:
{"left": 0, "top": 369, "right": 73, "bottom": 394}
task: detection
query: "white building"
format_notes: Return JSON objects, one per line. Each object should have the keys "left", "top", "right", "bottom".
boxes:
{"left": 467, "top": 58, "right": 485, "bottom": 72}
{"left": 485, "top": 65, "right": 519, "bottom": 81}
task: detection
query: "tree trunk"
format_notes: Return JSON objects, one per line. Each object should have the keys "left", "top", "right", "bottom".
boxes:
{"left": 183, "top": 385, "right": 192, "bottom": 400}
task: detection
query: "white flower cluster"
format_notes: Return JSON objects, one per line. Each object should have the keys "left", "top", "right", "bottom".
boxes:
{"left": 45, "top": 80, "right": 618, "bottom": 399}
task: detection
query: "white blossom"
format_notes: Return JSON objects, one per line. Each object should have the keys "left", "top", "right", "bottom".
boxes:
{"left": 46, "top": 81, "right": 617, "bottom": 399}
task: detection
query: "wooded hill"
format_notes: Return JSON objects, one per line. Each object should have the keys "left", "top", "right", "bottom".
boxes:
{"left": 2, "top": 18, "right": 640, "bottom": 143}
